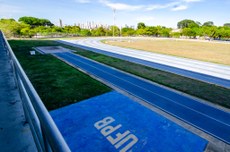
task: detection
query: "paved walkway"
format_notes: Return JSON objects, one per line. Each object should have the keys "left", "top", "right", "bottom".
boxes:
{"left": 0, "top": 33, "right": 36, "bottom": 151}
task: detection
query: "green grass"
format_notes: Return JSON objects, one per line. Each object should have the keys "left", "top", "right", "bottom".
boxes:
{"left": 8, "top": 39, "right": 230, "bottom": 109}
{"left": 8, "top": 40, "right": 111, "bottom": 110}
{"left": 57, "top": 43, "right": 230, "bottom": 109}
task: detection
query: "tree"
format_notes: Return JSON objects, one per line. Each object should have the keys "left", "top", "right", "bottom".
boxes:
{"left": 214, "top": 26, "right": 230, "bottom": 39}
{"left": 203, "top": 21, "right": 214, "bottom": 27}
{"left": 137, "top": 22, "right": 146, "bottom": 29}
{"left": 80, "top": 29, "right": 91, "bottom": 36}
{"left": 0, "top": 19, "right": 26, "bottom": 37}
{"left": 177, "top": 19, "right": 198, "bottom": 29}
{"left": 224, "top": 23, "right": 230, "bottom": 27}
{"left": 201, "top": 26, "right": 217, "bottom": 38}
{"left": 51, "top": 26, "right": 63, "bottom": 33}
{"left": 171, "top": 32, "right": 181, "bottom": 38}
{"left": 193, "top": 27, "right": 202, "bottom": 37}
{"left": 18, "top": 16, "right": 54, "bottom": 27}
{"left": 182, "top": 28, "right": 196, "bottom": 38}
{"left": 136, "top": 28, "right": 146, "bottom": 35}
{"left": 121, "top": 27, "right": 135, "bottom": 36}
{"left": 160, "top": 27, "right": 172, "bottom": 37}
{"left": 18, "top": 21, "right": 35, "bottom": 37}
{"left": 20, "top": 27, "right": 35, "bottom": 38}
{"left": 188, "top": 22, "right": 199, "bottom": 28}
{"left": 106, "top": 26, "right": 120, "bottom": 36}
{"left": 91, "top": 27, "right": 106, "bottom": 36}
{"left": 196, "top": 21, "right": 202, "bottom": 27}
{"left": 63, "top": 25, "right": 81, "bottom": 35}
{"left": 145, "top": 26, "right": 157, "bottom": 36}
{"left": 1, "top": 16, "right": 230, "bottom": 39}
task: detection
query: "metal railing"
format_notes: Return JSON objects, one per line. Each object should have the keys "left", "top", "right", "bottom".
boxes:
{"left": 0, "top": 31, "right": 71, "bottom": 152}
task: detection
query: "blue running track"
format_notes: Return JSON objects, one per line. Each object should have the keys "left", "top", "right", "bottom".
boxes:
{"left": 57, "top": 40, "right": 230, "bottom": 88}
{"left": 53, "top": 52, "right": 230, "bottom": 144}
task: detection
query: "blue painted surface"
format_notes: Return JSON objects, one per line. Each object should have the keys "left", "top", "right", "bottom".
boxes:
{"left": 53, "top": 52, "right": 230, "bottom": 144}
{"left": 50, "top": 91, "right": 207, "bottom": 152}
{"left": 57, "top": 40, "right": 230, "bottom": 88}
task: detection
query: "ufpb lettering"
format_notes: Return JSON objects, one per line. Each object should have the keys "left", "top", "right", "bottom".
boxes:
{"left": 94, "top": 116, "right": 138, "bottom": 152}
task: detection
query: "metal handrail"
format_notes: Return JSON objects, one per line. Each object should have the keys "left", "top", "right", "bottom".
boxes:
{"left": 0, "top": 31, "right": 71, "bottom": 152}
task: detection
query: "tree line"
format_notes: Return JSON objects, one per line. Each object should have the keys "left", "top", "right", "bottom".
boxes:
{"left": 0, "top": 16, "right": 229, "bottom": 39}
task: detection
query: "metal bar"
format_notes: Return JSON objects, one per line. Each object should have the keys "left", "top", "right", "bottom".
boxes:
{"left": 21, "top": 98, "right": 44, "bottom": 152}
{"left": 18, "top": 77, "right": 45, "bottom": 151}
{"left": 42, "top": 128, "right": 53, "bottom": 152}
{"left": 1, "top": 31, "right": 71, "bottom": 152}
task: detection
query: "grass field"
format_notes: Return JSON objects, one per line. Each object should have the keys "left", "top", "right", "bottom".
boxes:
{"left": 9, "top": 40, "right": 111, "bottom": 110}
{"left": 8, "top": 39, "right": 230, "bottom": 110}
{"left": 105, "top": 39, "right": 230, "bottom": 65}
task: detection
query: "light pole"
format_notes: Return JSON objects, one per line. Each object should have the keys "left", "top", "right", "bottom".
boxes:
{"left": 113, "top": 8, "right": 116, "bottom": 37}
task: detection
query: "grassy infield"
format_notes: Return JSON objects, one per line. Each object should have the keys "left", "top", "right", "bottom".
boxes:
{"left": 9, "top": 40, "right": 230, "bottom": 110}
{"left": 106, "top": 39, "right": 230, "bottom": 65}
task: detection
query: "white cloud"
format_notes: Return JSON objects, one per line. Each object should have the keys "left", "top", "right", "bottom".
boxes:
{"left": 171, "top": 5, "right": 188, "bottom": 11}
{"left": 99, "top": 0, "right": 143, "bottom": 11}
{"left": 146, "top": 4, "right": 169, "bottom": 11}
{"left": 145, "top": 0, "right": 202, "bottom": 11}
{"left": 75, "top": 0, "right": 91, "bottom": 3}
{"left": 146, "top": 2, "right": 180, "bottom": 11}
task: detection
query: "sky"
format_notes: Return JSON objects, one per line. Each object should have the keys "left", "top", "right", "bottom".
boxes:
{"left": 0, "top": 0, "right": 230, "bottom": 28}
